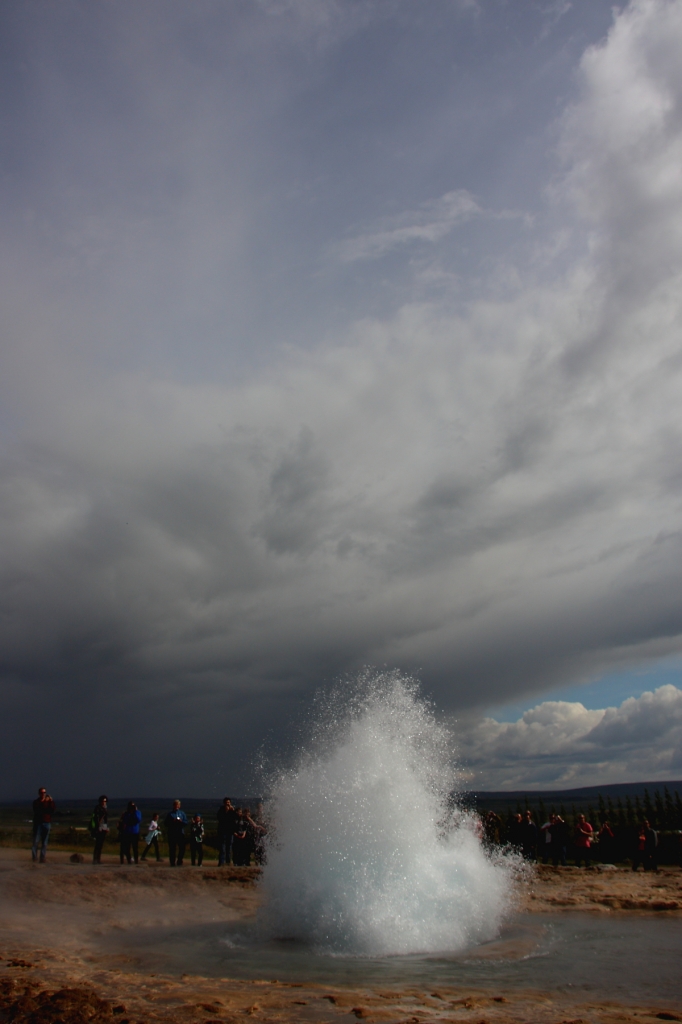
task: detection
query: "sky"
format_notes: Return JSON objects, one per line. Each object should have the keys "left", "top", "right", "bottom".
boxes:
{"left": 2, "top": 0, "right": 682, "bottom": 797}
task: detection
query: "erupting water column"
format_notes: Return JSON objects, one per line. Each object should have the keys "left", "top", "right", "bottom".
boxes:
{"left": 260, "top": 672, "right": 515, "bottom": 955}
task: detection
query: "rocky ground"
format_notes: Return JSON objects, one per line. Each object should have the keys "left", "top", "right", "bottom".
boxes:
{"left": 0, "top": 849, "right": 680, "bottom": 1024}
{"left": 523, "top": 863, "right": 682, "bottom": 914}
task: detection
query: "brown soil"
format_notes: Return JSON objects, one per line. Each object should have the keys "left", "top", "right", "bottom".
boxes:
{"left": 522, "top": 863, "right": 682, "bottom": 914}
{"left": 0, "top": 849, "right": 680, "bottom": 1024}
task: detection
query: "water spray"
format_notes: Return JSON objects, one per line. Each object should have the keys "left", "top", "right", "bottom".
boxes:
{"left": 260, "top": 671, "right": 516, "bottom": 955}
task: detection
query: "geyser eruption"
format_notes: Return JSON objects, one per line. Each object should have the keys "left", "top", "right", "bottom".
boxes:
{"left": 260, "top": 672, "right": 515, "bottom": 955}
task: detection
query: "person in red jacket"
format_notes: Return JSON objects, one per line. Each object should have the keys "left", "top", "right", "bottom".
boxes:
{"left": 574, "top": 813, "right": 594, "bottom": 868}
{"left": 32, "top": 787, "right": 55, "bottom": 863}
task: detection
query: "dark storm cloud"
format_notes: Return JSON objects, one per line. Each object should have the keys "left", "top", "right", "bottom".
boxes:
{"left": 2, "top": 0, "right": 682, "bottom": 796}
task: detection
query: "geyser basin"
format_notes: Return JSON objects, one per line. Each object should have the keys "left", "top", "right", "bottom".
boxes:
{"left": 259, "top": 672, "right": 515, "bottom": 955}
{"left": 112, "top": 913, "right": 682, "bottom": 1005}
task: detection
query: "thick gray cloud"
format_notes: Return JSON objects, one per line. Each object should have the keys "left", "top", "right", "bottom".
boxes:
{"left": 2, "top": 0, "right": 682, "bottom": 797}
{"left": 455, "top": 684, "right": 682, "bottom": 790}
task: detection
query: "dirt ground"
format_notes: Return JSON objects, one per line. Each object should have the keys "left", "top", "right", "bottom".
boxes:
{"left": 523, "top": 862, "right": 682, "bottom": 913}
{"left": 0, "top": 849, "right": 680, "bottom": 1024}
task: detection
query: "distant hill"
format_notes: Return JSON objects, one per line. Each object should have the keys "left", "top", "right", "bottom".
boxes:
{"left": 472, "top": 780, "right": 682, "bottom": 801}
{"left": 3, "top": 780, "right": 682, "bottom": 817}
{"left": 465, "top": 780, "right": 682, "bottom": 816}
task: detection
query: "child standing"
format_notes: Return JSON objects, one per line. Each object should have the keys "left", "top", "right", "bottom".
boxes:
{"left": 190, "top": 814, "right": 204, "bottom": 866}
{"left": 141, "top": 812, "right": 162, "bottom": 862}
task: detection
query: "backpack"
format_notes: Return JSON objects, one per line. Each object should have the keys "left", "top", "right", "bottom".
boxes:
{"left": 89, "top": 812, "right": 98, "bottom": 838}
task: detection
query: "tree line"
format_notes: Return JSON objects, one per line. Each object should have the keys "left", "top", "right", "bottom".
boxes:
{"left": 497, "top": 786, "right": 682, "bottom": 833}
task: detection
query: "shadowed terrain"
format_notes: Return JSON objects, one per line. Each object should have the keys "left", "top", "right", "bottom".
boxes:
{"left": 0, "top": 851, "right": 680, "bottom": 1023}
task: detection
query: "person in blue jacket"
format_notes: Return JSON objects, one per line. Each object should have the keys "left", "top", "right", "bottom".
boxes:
{"left": 119, "top": 801, "right": 142, "bottom": 864}
{"left": 165, "top": 799, "right": 188, "bottom": 866}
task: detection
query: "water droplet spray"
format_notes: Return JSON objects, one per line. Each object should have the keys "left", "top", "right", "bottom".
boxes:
{"left": 260, "top": 671, "right": 516, "bottom": 955}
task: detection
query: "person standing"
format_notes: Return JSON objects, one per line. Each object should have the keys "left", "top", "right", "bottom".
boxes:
{"left": 598, "top": 819, "right": 615, "bottom": 864}
{"left": 643, "top": 819, "right": 659, "bottom": 872}
{"left": 32, "top": 787, "right": 55, "bottom": 863}
{"left": 119, "top": 801, "right": 142, "bottom": 864}
{"left": 91, "top": 795, "right": 109, "bottom": 864}
{"left": 574, "top": 813, "right": 594, "bottom": 868}
{"left": 483, "top": 811, "right": 502, "bottom": 849}
{"left": 632, "top": 821, "right": 647, "bottom": 871}
{"left": 190, "top": 814, "right": 205, "bottom": 866}
{"left": 540, "top": 814, "right": 555, "bottom": 864}
{"left": 141, "top": 813, "right": 162, "bottom": 862}
{"left": 252, "top": 802, "right": 267, "bottom": 866}
{"left": 507, "top": 813, "right": 523, "bottom": 853}
{"left": 551, "top": 815, "right": 569, "bottom": 866}
{"left": 232, "top": 808, "right": 249, "bottom": 866}
{"left": 520, "top": 810, "right": 538, "bottom": 861}
{"left": 165, "top": 800, "right": 188, "bottom": 866}
{"left": 217, "top": 797, "right": 238, "bottom": 866}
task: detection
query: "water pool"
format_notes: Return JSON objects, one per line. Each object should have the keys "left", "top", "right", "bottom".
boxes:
{"left": 113, "top": 912, "right": 682, "bottom": 1005}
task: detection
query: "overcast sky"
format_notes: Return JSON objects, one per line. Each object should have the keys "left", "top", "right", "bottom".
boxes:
{"left": 3, "top": 0, "right": 682, "bottom": 798}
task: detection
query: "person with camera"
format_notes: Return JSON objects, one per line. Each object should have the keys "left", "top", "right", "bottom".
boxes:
{"left": 90, "top": 795, "right": 109, "bottom": 864}
{"left": 32, "top": 787, "right": 55, "bottom": 863}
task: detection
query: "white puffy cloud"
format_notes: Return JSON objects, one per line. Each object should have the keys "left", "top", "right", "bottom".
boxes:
{"left": 456, "top": 685, "right": 682, "bottom": 790}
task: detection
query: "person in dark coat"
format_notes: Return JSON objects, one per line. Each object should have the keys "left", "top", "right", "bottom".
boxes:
{"left": 483, "top": 812, "right": 502, "bottom": 849}
{"left": 631, "top": 819, "right": 658, "bottom": 872}
{"left": 217, "top": 797, "right": 238, "bottom": 866}
{"left": 507, "top": 813, "right": 523, "bottom": 853}
{"left": 91, "top": 795, "right": 109, "bottom": 864}
{"left": 190, "top": 814, "right": 205, "bottom": 867}
{"left": 520, "top": 810, "right": 538, "bottom": 861}
{"left": 551, "top": 815, "right": 569, "bottom": 866}
{"left": 165, "top": 799, "right": 188, "bottom": 866}
{"left": 119, "top": 801, "right": 142, "bottom": 864}
{"left": 231, "top": 808, "right": 249, "bottom": 866}
{"left": 598, "top": 820, "right": 615, "bottom": 864}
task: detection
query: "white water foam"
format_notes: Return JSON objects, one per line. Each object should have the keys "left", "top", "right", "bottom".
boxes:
{"left": 260, "top": 671, "right": 516, "bottom": 955}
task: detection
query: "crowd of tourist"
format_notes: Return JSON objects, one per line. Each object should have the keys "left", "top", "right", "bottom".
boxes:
{"left": 31, "top": 788, "right": 266, "bottom": 867}
{"left": 30, "top": 786, "right": 675, "bottom": 871}
{"left": 482, "top": 808, "right": 663, "bottom": 870}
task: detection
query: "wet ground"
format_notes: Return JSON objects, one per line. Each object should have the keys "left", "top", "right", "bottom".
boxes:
{"left": 0, "top": 849, "right": 680, "bottom": 1023}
